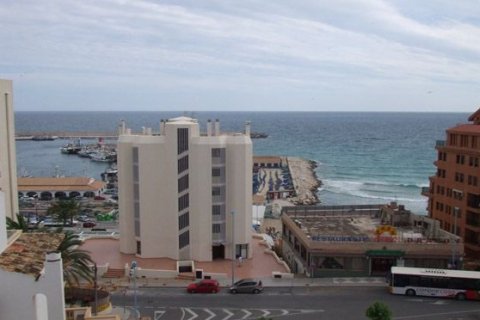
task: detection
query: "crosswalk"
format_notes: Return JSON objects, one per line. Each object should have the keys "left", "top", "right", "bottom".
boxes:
{"left": 145, "top": 307, "right": 323, "bottom": 320}
{"left": 332, "top": 277, "right": 386, "bottom": 285}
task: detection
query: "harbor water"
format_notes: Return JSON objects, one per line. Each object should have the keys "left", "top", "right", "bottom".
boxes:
{"left": 15, "top": 111, "right": 468, "bottom": 215}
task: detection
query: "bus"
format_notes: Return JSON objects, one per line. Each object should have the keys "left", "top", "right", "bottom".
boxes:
{"left": 389, "top": 267, "right": 480, "bottom": 300}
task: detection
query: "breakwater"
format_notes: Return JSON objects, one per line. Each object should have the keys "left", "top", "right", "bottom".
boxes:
{"left": 287, "top": 157, "right": 321, "bottom": 205}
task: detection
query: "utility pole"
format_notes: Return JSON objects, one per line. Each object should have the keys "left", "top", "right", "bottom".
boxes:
{"left": 130, "top": 260, "right": 138, "bottom": 319}
{"left": 451, "top": 208, "right": 458, "bottom": 269}
{"left": 93, "top": 263, "right": 98, "bottom": 316}
{"left": 231, "top": 210, "right": 235, "bottom": 286}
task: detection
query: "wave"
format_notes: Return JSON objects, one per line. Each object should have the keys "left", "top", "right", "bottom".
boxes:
{"left": 321, "top": 179, "right": 426, "bottom": 203}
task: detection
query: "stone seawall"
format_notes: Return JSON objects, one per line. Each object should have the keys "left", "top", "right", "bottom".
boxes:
{"left": 287, "top": 157, "right": 321, "bottom": 205}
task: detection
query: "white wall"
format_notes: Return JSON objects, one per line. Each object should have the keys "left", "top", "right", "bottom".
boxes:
{"left": 0, "top": 252, "right": 66, "bottom": 320}
{"left": 118, "top": 117, "right": 252, "bottom": 261}
{"left": 0, "top": 192, "right": 6, "bottom": 252}
{"left": 0, "top": 79, "right": 19, "bottom": 220}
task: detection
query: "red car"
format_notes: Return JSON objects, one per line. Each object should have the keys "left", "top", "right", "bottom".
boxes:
{"left": 186, "top": 279, "right": 220, "bottom": 294}
{"left": 83, "top": 221, "right": 96, "bottom": 228}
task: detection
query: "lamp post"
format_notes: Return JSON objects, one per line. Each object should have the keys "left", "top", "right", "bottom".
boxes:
{"left": 93, "top": 263, "right": 98, "bottom": 316}
{"left": 130, "top": 260, "right": 138, "bottom": 319}
{"left": 231, "top": 210, "right": 235, "bottom": 286}
{"left": 451, "top": 208, "right": 459, "bottom": 269}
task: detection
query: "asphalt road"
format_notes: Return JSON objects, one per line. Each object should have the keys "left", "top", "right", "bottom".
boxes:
{"left": 111, "top": 286, "right": 480, "bottom": 320}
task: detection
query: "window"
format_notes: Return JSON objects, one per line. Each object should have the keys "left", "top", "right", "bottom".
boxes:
{"left": 212, "top": 205, "right": 222, "bottom": 215}
{"left": 133, "top": 147, "right": 139, "bottom": 163}
{"left": 178, "top": 194, "right": 189, "bottom": 211}
{"left": 456, "top": 154, "right": 465, "bottom": 165}
{"left": 136, "top": 241, "right": 141, "bottom": 255}
{"left": 449, "top": 134, "right": 457, "bottom": 146}
{"left": 177, "top": 128, "right": 189, "bottom": 154}
{"left": 460, "top": 135, "right": 468, "bottom": 147}
{"left": 179, "top": 230, "right": 190, "bottom": 249}
{"left": 212, "top": 168, "right": 221, "bottom": 176}
{"left": 178, "top": 174, "right": 189, "bottom": 193}
{"left": 178, "top": 212, "right": 189, "bottom": 230}
{"left": 455, "top": 172, "right": 464, "bottom": 183}
{"left": 178, "top": 155, "right": 189, "bottom": 174}
{"left": 212, "top": 224, "right": 221, "bottom": 233}
{"left": 468, "top": 175, "right": 478, "bottom": 186}
{"left": 470, "top": 157, "right": 479, "bottom": 168}
{"left": 212, "top": 187, "right": 221, "bottom": 196}
{"left": 437, "top": 169, "right": 446, "bottom": 178}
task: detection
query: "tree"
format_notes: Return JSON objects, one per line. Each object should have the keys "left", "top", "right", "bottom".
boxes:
{"left": 6, "top": 213, "right": 29, "bottom": 231}
{"left": 58, "top": 230, "right": 95, "bottom": 287}
{"left": 47, "top": 198, "right": 80, "bottom": 226}
{"left": 366, "top": 301, "right": 392, "bottom": 320}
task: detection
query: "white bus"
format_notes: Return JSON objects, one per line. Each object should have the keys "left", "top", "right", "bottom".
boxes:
{"left": 389, "top": 267, "right": 480, "bottom": 300}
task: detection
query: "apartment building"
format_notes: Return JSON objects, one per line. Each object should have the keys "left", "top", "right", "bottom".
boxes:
{"left": 424, "top": 108, "right": 480, "bottom": 258}
{"left": 0, "top": 79, "right": 19, "bottom": 220}
{"left": 118, "top": 117, "right": 252, "bottom": 262}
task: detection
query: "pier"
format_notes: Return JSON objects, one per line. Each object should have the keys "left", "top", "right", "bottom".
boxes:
{"left": 16, "top": 130, "right": 269, "bottom": 141}
{"left": 16, "top": 131, "right": 118, "bottom": 140}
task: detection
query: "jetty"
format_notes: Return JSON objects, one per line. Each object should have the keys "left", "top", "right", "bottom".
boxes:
{"left": 286, "top": 157, "right": 321, "bottom": 205}
{"left": 16, "top": 131, "right": 268, "bottom": 140}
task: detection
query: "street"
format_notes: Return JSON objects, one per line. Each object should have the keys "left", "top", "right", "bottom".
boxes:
{"left": 111, "top": 286, "right": 480, "bottom": 319}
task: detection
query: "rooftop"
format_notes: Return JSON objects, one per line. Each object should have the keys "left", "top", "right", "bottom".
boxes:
{"left": 283, "top": 204, "right": 450, "bottom": 244}
{"left": 0, "top": 233, "right": 64, "bottom": 278}
{"left": 18, "top": 177, "right": 105, "bottom": 192}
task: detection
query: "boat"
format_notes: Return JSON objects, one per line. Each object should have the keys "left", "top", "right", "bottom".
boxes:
{"left": 60, "top": 144, "right": 82, "bottom": 154}
{"left": 32, "top": 135, "right": 57, "bottom": 141}
{"left": 60, "top": 138, "right": 82, "bottom": 154}
{"left": 90, "top": 151, "right": 116, "bottom": 162}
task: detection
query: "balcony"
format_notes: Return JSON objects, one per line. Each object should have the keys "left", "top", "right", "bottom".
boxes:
{"left": 421, "top": 187, "right": 431, "bottom": 197}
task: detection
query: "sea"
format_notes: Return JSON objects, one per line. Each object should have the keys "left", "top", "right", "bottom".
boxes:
{"left": 14, "top": 111, "right": 469, "bottom": 215}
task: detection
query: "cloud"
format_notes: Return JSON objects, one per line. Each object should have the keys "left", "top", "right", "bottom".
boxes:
{"left": 0, "top": 0, "right": 479, "bottom": 111}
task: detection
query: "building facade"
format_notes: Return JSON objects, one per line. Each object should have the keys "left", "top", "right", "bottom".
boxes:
{"left": 281, "top": 203, "right": 461, "bottom": 277}
{"left": 0, "top": 79, "right": 18, "bottom": 220}
{"left": 424, "top": 108, "right": 480, "bottom": 258}
{"left": 118, "top": 117, "right": 252, "bottom": 262}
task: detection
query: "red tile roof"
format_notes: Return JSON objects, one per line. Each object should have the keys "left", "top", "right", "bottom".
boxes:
{"left": 448, "top": 124, "right": 480, "bottom": 134}
{"left": 0, "top": 233, "right": 64, "bottom": 278}
{"left": 18, "top": 177, "right": 105, "bottom": 192}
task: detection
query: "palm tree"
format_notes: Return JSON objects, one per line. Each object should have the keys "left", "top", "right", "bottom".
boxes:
{"left": 58, "top": 231, "right": 95, "bottom": 287}
{"left": 47, "top": 198, "right": 80, "bottom": 226}
{"left": 6, "top": 213, "right": 29, "bottom": 231}
{"left": 6, "top": 214, "right": 94, "bottom": 287}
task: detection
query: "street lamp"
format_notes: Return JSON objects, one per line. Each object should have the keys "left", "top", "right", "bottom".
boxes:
{"left": 93, "top": 263, "right": 98, "bottom": 316}
{"left": 130, "top": 261, "right": 138, "bottom": 319}
{"left": 451, "top": 208, "right": 459, "bottom": 269}
{"left": 231, "top": 210, "right": 235, "bottom": 286}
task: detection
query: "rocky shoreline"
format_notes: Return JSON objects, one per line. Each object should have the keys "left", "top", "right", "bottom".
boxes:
{"left": 286, "top": 157, "right": 322, "bottom": 205}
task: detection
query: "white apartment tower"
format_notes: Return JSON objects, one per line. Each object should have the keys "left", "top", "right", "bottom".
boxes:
{"left": 0, "top": 79, "right": 18, "bottom": 220}
{"left": 118, "top": 117, "right": 253, "bottom": 261}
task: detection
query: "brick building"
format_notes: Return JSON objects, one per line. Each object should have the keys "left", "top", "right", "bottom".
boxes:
{"left": 424, "top": 108, "right": 480, "bottom": 258}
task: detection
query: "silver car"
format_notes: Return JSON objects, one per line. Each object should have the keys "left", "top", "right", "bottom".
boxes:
{"left": 229, "top": 279, "right": 263, "bottom": 294}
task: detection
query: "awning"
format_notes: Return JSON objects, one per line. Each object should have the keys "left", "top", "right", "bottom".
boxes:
{"left": 366, "top": 250, "right": 405, "bottom": 257}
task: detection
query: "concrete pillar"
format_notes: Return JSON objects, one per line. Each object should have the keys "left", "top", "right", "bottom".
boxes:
{"left": 207, "top": 119, "right": 212, "bottom": 136}
{"left": 214, "top": 119, "right": 220, "bottom": 136}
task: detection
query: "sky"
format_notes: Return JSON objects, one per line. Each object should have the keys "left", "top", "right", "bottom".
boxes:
{"left": 1, "top": 0, "right": 480, "bottom": 112}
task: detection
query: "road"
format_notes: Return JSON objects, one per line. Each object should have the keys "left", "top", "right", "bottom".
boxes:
{"left": 111, "top": 286, "right": 480, "bottom": 319}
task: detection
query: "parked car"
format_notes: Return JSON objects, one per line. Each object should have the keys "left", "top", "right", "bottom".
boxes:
{"left": 187, "top": 279, "right": 220, "bottom": 294}
{"left": 94, "top": 196, "right": 105, "bottom": 200}
{"left": 229, "top": 279, "right": 263, "bottom": 294}
{"left": 83, "top": 221, "right": 96, "bottom": 228}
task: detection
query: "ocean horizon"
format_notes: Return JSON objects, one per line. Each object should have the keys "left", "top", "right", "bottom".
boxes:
{"left": 14, "top": 111, "right": 470, "bottom": 215}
